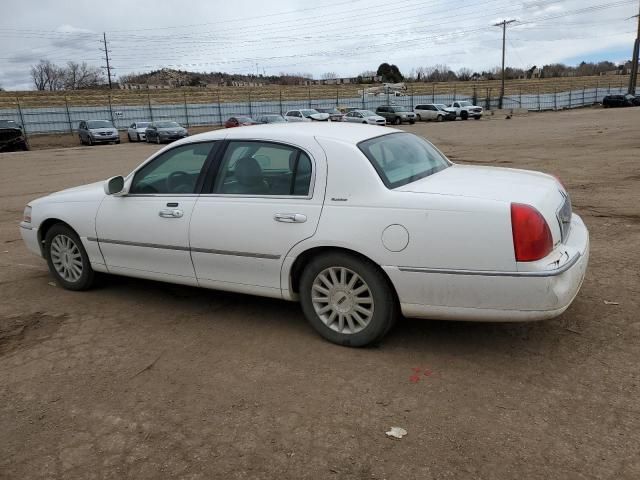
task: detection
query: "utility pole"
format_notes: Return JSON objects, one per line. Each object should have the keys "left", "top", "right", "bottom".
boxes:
{"left": 494, "top": 19, "right": 516, "bottom": 109}
{"left": 628, "top": 3, "right": 640, "bottom": 95}
{"left": 101, "top": 32, "right": 114, "bottom": 89}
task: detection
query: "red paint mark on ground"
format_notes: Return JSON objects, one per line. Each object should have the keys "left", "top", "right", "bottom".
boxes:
{"left": 409, "top": 375, "right": 421, "bottom": 383}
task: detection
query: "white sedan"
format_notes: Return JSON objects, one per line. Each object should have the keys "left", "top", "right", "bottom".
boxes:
{"left": 343, "top": 109, "right": 386, "bottom": 125}
{"left": 284, "top": 109, "right": 330, "bottom": 122}
{"left": 127, "top": 122, "right": 151, "bottom": 142}
{"left": 19, "top": 124, "right": 589, "bottom": 347}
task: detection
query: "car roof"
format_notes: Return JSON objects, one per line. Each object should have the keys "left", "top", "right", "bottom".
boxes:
{"left": 173, "top": 123, "right": 402, "bottom": 146}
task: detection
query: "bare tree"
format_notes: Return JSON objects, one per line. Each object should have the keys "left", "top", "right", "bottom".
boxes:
{"left": 321, "top": 72, "right": 338, "bottom": 80}
{"left": 30, "top": 60, "right": 65, "bottom": 91}
{"left": 457, "top": 68, "right": 473, "bottom": 81}
{"left": 64, "top": 61, "right": 104, "bottom": 89}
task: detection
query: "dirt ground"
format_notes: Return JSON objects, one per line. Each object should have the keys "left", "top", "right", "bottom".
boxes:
{"left": 0, "top": 108, "right": 638, "bottom": 480}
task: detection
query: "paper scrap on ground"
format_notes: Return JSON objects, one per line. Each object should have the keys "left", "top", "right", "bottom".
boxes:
{"left": 386, "top": 427, "right": 407, "bottom": 439}
{"left": 604, "top": 300, "right": 619, "bottom": 305}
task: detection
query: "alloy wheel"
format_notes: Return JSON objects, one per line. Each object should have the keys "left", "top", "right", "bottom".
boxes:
{"left": 311, "top": 267, "right": 374, "bottom": 334}
{"left": 50, "top": 234, "right": 83, "bottom": 283}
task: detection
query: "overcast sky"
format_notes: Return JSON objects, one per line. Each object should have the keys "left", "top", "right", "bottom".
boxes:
{"left": 0, "top": 0, "right": 637, "bottom": 90}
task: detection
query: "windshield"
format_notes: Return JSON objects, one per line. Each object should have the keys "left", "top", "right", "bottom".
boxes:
{"left": 236, "top": 117, "right": 253, "bottom": 123}
{"left": 0, "top": 120, "right": 20, "bottom": 129}
{"left": 359, "top": 110, "right": 377, "bottom": 116}
{"left": 358, "top": 132, "right": 450, "bottom": 189}
{"left": 434, "top": 104, "right": 447, "bottom": 110}
{"left": 458, "top": 101, "right": 472, "bottom": 107}
{"left": 265, "top": 115, "right": 285, "bottom": 122}
{"left": 156, "top": 121, "right": 180, "bottom": 128}
{"left": 88, "top": 120, "right": 113, "bottom": 129}
{"left": 137, "top": 122, "right": 150, "bottom": 128}
{"left": 301, "top": 109, "right": 319, "bottom": 118}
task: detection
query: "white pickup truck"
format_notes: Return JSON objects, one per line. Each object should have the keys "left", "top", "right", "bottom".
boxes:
{"left": 449, "top": 100, "right": 483, "bottom": 120}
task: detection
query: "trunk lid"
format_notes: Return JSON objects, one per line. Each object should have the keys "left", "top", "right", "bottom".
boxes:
{"left": 397, "top": 164, "right": 569, "bottom": 245}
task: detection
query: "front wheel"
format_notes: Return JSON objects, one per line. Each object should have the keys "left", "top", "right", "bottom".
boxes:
{"left": 44, "top": 224, "right": 95, "bottom": 291}
{"left": 460, "top": 111, "right": 469, "bottom": 120}
{"left": 474, "top": 115, "right": 481, "bottom": 120}
{"left": 393, "top": 117, "right": 401, "bottom": 125}
{"left": 299, "top": 252, "right": 398, "bottom": 347}
{"left": 416, "top": 114, "right": 422, "bottom": 121}
{"left": 137, "top": 133, "right": 141, "bottom": 141}
{"left": 436, "top": 115, "right": 443, "bottom": 122}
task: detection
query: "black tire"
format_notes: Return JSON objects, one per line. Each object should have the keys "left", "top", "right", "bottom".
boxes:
{"left": 79, "top": 135, "right": 85, "bottom": 145}
{"left": 416, "top": 114, "right": 422, "bottom": 121}
{"left": 156, "top": 136, "right": 161, "bottom": 145}
{"left": 299, "top": 252, "right": 398, "bottom": 347}
{"left": 436, "top": 115, "right": 443, "bottom": 122}
{"left": 460, "top": 110, "right": 469, "bottom": 120}
{"left": 44, "top": 224, "right": 95, "bottom": 291}
{"left": 137, "top": 133, "right": 141, "bottom": 141}
{"left": 128, "top": 133, "right": 132, "bottom": 142}
{"left": 393, "top": 117, "right": 401, "bottom": 125}
{"left": 474, "top": 115, "right": 481, "bottom": 120}
{"left": 115, "top": 139, "right": 120, "bottom": 144}
{"left": 409, "top": 120, "right": 415, "bottom": 125}
{"left": 88, "top": 136, "right": 94, "bottom": 146}
{"left": 362, "top": 121, "right": 367, "bottom": 124}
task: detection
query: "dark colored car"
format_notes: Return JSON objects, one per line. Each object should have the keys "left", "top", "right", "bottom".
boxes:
{"left": 255, "top": 114, "right": 286, "bottom": 124}
{"left": 225, "top": 116, "right": 259, "bottom": 128}
{"left": 79, "top": 120, "right": 120, "bottom": 146}
{"left": 0, "top": 120, "right": 29, "bottom": 152}
{"left": 315, "top": 108, "right": 344, "bottom": 122}
{"left": 602, "top": 94, "right": 638, "bottom": 108}
{"left": 375, "top": 105, "right": 416, "bottom": 125}
{"left": 145, "top": 121, "right": 189, "bottom": 143}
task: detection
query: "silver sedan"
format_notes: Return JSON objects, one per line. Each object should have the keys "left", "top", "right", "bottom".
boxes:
{"left": 342, "top": 110, "right": 386, "bottom": 125}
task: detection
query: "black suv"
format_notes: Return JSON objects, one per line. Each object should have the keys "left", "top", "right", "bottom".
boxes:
{"left": 375, "top": 105, "right": 416, "bottom": 125}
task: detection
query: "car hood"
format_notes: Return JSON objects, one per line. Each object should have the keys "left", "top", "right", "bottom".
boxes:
{"left": 157, "top": 127, "right": 186, "bottom": 132}
{"left": 89, "top": 128, "right": 116, "bottom": 134}
{"left": 38, "top": 181, "right": 106, "bottom": 204}
{"left": 308, "top": 113, "right": 330, "bottom": 121}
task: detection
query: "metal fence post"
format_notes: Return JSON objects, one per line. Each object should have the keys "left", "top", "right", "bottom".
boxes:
{"left": 582, "top": 85, "right": 585, "bottom": 107}
{"left": 16, "top": 97, "right": 28, "bottom": 143}
{"left": 108, "top": 95, "right": 115, "bottom": 126}
{"left": 431, "top": 84, "right": 435, "bottom": 103}
{"left": 519, "top": 87, "right": 522, "bottom": 107}
{"left": 147, "top": 92, "right": 153, "bottom": 121}
{"left": 410, "top": 84, "right": 414, "bottom": 109}
{"left": 183, "top": 91, "right": 190, "bottom": 127}
{"left": 472, "top": 86, "right": 477, "bottom": 105}
{"left": 361, "top": 88, "right": 365, "bottom": 109}
{"left": 537, "top": 87, "right": 541, "bottom": 111}
{"left": 336, "top": 86, "right": 339, "bottom": 107}
{"left": 453, "top": 84, "right": 457, "bottom": 101}
{"left": 217, "top": 91, "right": 222, "bottom": 126}
{"left": 554, "top": 88, "right": 557, "bottom": 110}
{"left": 608, "top": 82, "right": 611, "bottom": 94}
{"left": 485, "top": 88, "right": 490, "bottom": 110}
{"left": 279, "top": 89, "right": 283, "bottom": 115}
{"left": 595, "top": 81, "right": 599, "bottom": 104}
{"left": 248, "top": 90, "right": 252, "bottom": 118}
{"left": 64, "top": 96, "right": 73, "bottom": 133}
{"left": 569, "top": 88, "right": 572, "bottom": 108}
{"left": 308, "top": 87, "right": 311, "bottom": 108}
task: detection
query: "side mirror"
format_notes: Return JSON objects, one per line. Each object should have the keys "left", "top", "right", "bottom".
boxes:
{"left": 104, "top": 176, "right": 126, "bottom": 195}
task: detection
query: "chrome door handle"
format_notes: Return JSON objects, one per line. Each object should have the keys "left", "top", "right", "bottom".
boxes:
{"left": 274, "top": 213, "right": 307, "bottom": 223}
{"left": 159, "top": 209, "right": 184, "bottom": 218}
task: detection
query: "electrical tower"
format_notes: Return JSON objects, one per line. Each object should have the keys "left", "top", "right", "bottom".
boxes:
{"left": 494, "top": 19, "right": 516, "bottom": 109}
{"left": 101, "top": 32, "right": 114, "bottom": 89}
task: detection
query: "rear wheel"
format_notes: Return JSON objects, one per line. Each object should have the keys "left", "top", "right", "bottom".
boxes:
{"left": 137, "top": 133, "right": 141, "bottom": 141}
{"left": 299, "top": 252, "right": 398, "bottom": 347}
{"left": 393, "top": 117, "right": 401, "bottom": 125}
{"left": 461, "top": 110, "right": 469, "bottom": 120}
{"left": 436, "top": 115, "right": 443, "bottom": 122}
{"left": 44, "top": 224, "right": 95, "bottom": 291}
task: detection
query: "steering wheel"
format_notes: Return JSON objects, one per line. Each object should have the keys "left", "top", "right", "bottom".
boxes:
{"left": 167, "top": 171, "right": 191, "bottom": 193}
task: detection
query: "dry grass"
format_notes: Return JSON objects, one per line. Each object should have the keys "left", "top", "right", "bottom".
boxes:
{"left": 0, "top": 75, "right": 631, "bottom": 108}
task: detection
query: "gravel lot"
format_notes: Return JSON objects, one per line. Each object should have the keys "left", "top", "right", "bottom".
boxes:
{"left": 1, "top": 108, "right": 638, "bottom": 480}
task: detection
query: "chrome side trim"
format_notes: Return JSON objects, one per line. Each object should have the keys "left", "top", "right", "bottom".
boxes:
{"left": 398, "top": 253, "right": 581, "bottom": 278}
{"left": 191, "top": 247, "right": 280, "bottom": 260}
{"left": 86, "top": 237, "right": 280, "bottom": 260}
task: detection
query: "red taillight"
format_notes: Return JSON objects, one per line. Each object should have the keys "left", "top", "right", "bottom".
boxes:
{"left": 510, "top": 203, "right": 553, "bottom": 262}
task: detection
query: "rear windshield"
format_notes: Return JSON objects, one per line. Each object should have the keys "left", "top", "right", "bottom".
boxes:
{"left": 156, "top": 121, "right": 180, "bottom": 128}
{"left": 358, "top": 132, "right": 450, "bottom": 188}
{"left": 87, "top": 120, "right": 113, "bottom": 129}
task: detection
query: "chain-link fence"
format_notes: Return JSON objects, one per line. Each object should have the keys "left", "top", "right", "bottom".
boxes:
{"left": 0, "top": 80, "right": 629, "bottom": 138}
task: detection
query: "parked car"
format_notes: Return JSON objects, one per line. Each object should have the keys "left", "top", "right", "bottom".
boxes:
{"left": 78, "top": 120, "right": 120, "bottom": 146}
{"left": 602, "top": 94, "right": 638, "bottom": 108}
{"left": 255, "top": 114, "right": 286, "bottom": 124}
{"left": 225, "top": 116, "right": 260, "bottom": 128}
{"left": 315, "top": 108, "right": 345, "bottom": 122}
{"left": 284, "top": 109, "right": 330, "bottom": 122}
{"left": 343, "top": 110, "right": 386, "bottom": 125}
{"left": 375, "top": 105, "right": 416, "bottom": 125}
{"left": 19, "top": 124, "right": 589, "bottom": 347}
{"left": 414, "top": 104, "right": 456, "bottom": 122}
{"left": 449, "top": 101, "right": 483, "bottom": 120}
{"left": 0, "top": 119, "right": 29, "bottom": 152}
{"left": 145, "top": 121, "right": 188, "bottom": 144}
{"left": 127, "top": 122, "right": 151, "bottom": 142}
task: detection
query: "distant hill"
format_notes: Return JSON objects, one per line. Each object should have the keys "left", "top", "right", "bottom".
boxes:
{"left": 118, "top": 68, "right": 311, "bottom": 87}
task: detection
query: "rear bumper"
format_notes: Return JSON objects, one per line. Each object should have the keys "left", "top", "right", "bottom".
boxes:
{"left": 385, "top": 214, "right": 589, "bottom": 322}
